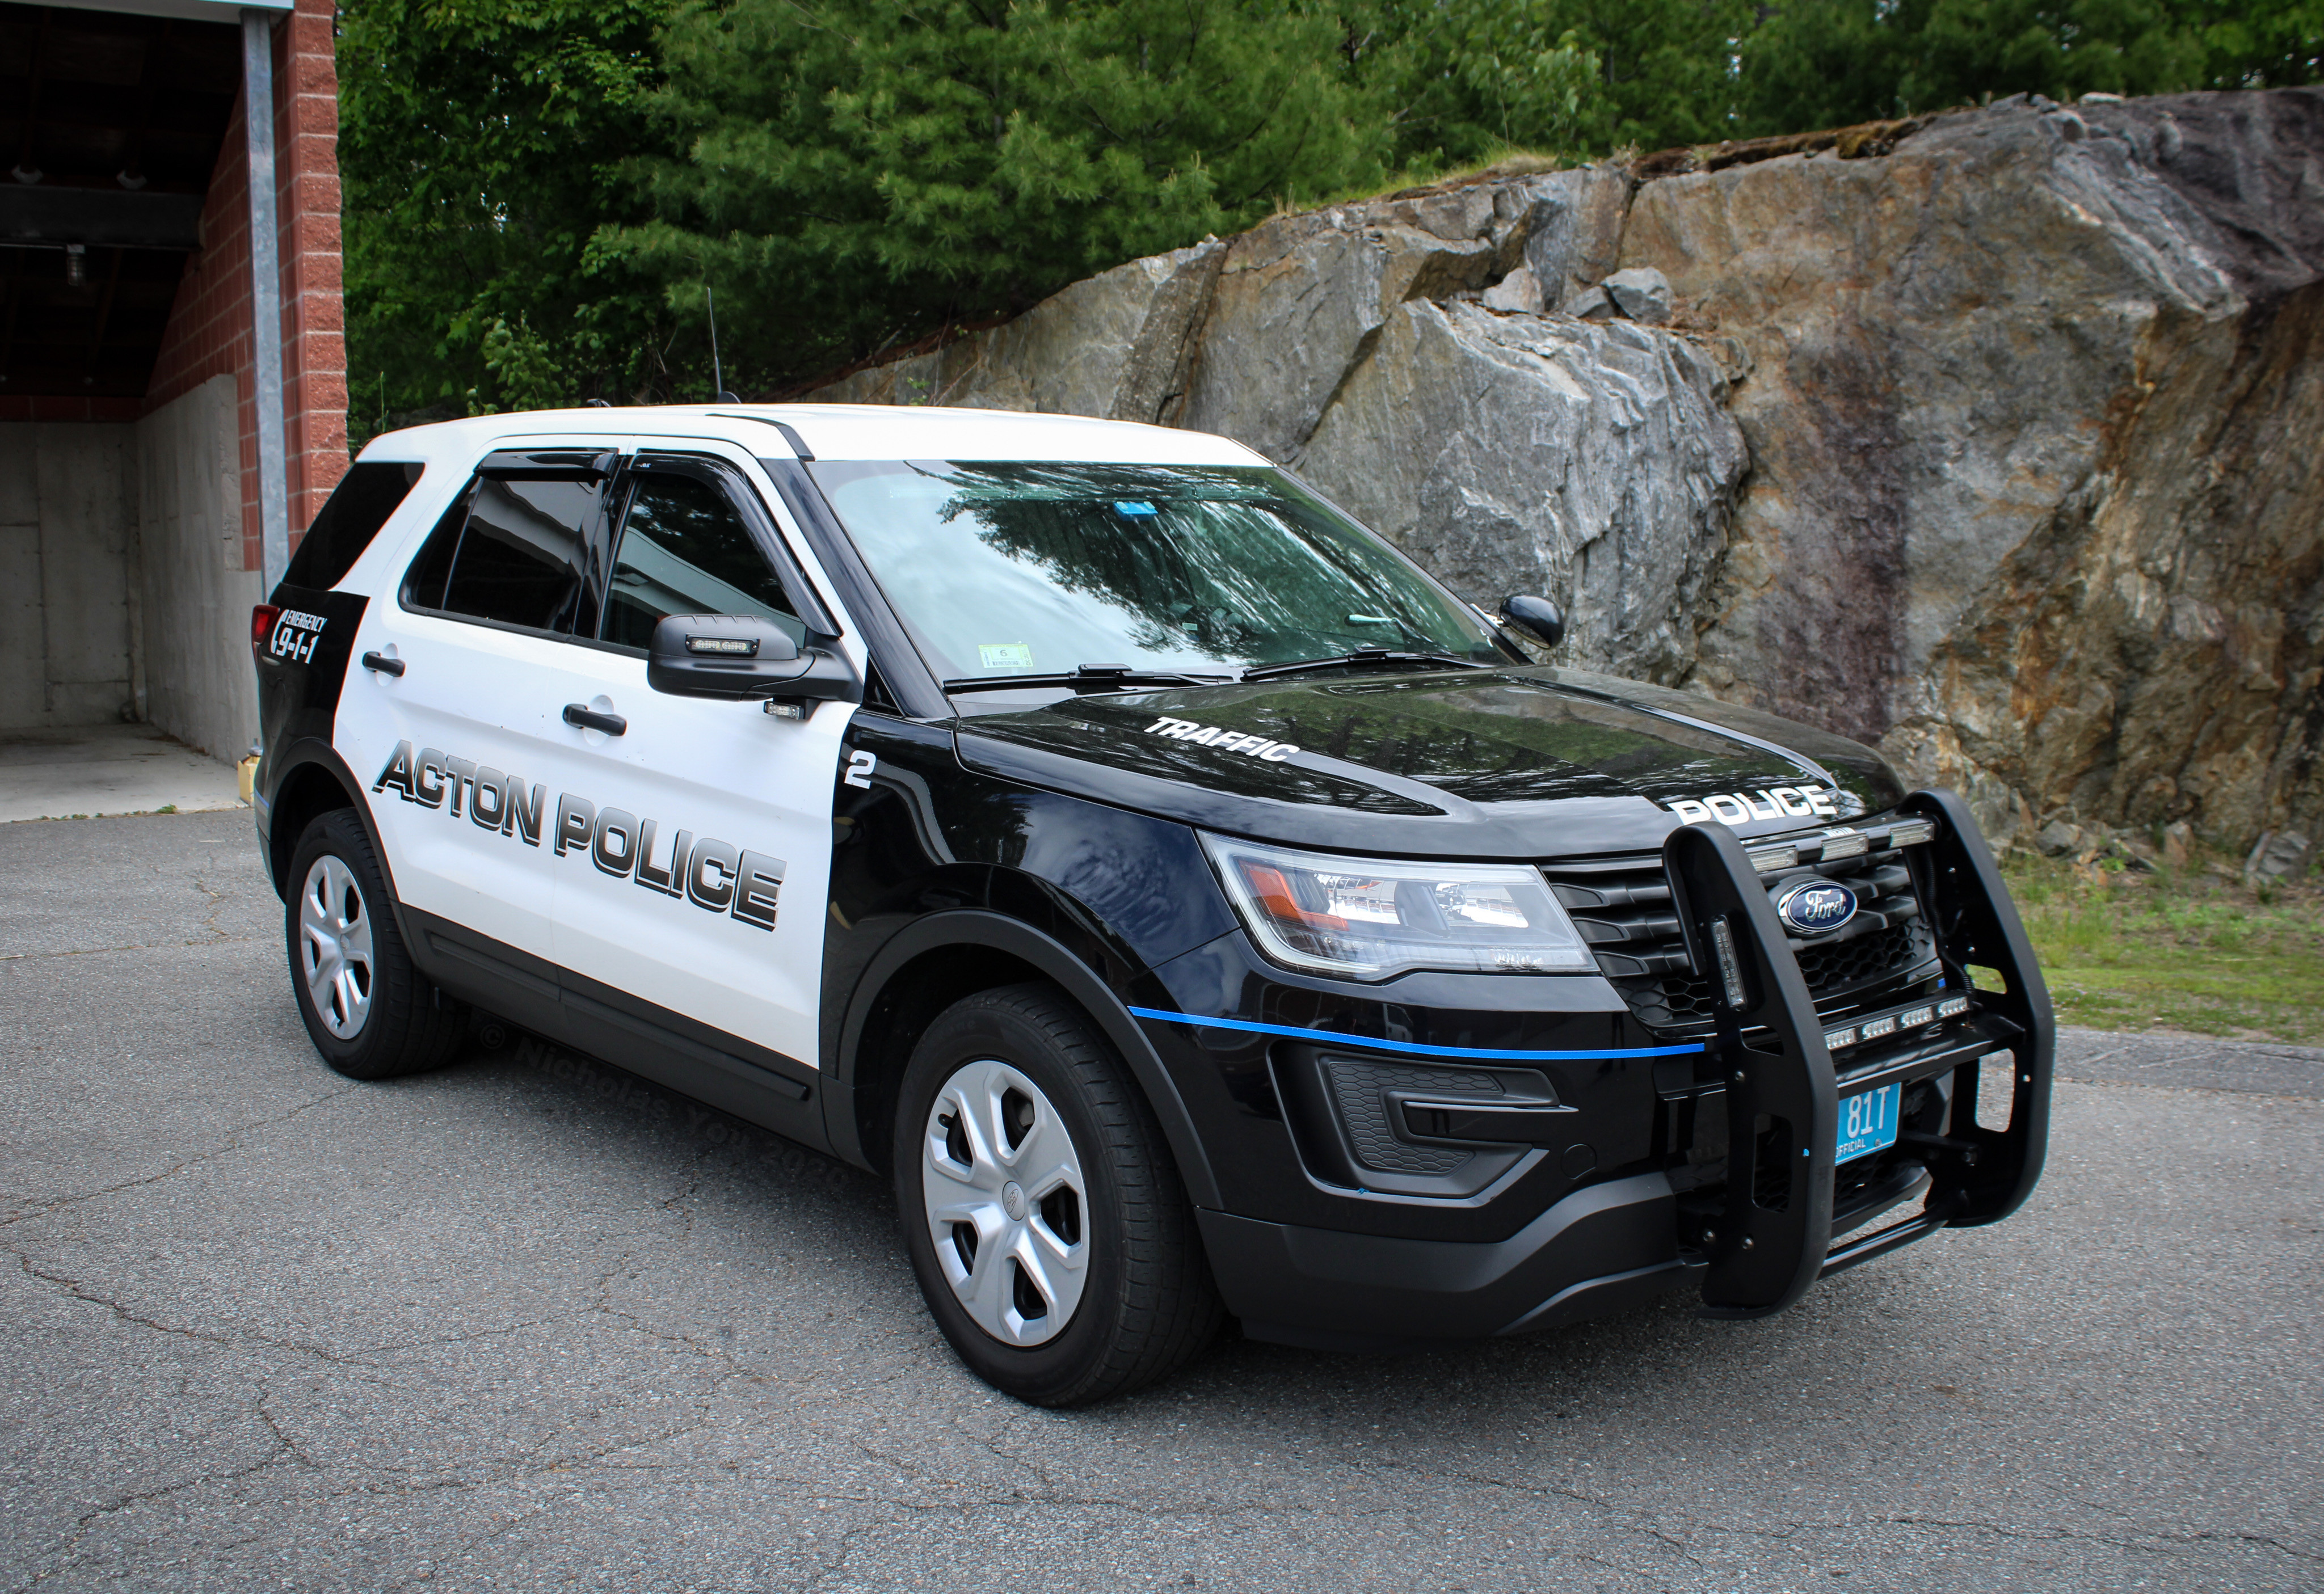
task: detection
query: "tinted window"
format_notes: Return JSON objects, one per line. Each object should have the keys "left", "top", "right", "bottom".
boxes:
{"left": 283, "top": 462, "right": 423, "bottom": 592}
{"left": 601, "top": 471, "right": 800, "bottom": 650}
{"left": 403, "top": 475, "right": 604, "bottom": 636}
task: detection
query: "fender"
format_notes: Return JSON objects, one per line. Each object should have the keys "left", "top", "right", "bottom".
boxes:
{"left": 833, "top": 909, "right": 1222, "bottom": 1210}
{"left": 258, "top": 737, "right": 429, "bottom": 975}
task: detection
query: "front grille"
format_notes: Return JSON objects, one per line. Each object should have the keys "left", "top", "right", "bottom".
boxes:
{"left": 1544, "top": 829, "right": 1939, "bottom": 1038}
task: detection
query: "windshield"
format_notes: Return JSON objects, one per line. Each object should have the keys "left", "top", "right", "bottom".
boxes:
{"left": 806, "top": 461, "right": 1504, "bottom": 685}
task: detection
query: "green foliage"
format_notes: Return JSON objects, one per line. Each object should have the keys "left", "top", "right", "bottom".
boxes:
{"left": 1741, "top": 0, "right": 2322, "bottom": 135}
{"left": 1352, "top": 1, "right": 1604, "bottom": 170}
{"left": 2178, "top": 0, "right": 2324, "bottom": 89}
{"left": 338, "top": 0, "right": 678, "bottom": 431}
{"left": 1550, "top": 0, "right": 1756, "bottom": 151}
{"left": 1348, "top": 0, "right": 1753, "bottom": 170}
{"left": 596, "top": 0, "right": 1389, "bottom": 395}
{"left": 338, "top": 0, "right": 2322, "bottom": 423}
{"left": 469, "top": 316, "right": 567, "bottom": 414}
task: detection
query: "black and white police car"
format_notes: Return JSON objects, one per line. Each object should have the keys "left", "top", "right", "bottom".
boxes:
{"left": 251, "top": 405, "right": 2054, "bottom": 1405}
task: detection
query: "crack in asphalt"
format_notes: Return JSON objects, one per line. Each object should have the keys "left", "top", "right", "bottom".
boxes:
{"left": 10, "top": 1246, "right": 556, "bottom": 1374}
{"left": 0, "top": 934, "right": 260, "bottom": 962}
{"left": 2, "top": 864, "right": 261, "bottom": 965}
{"left": 0, "top": 1085, "right": 359, "bottom": 1229}
{"left": 1880, "top": 1514, "right": 2324, "bottom": 1563}
{"left": 12, "top": 1250, "right": 246, "bottom": 1352}
{"left": 10, "top": 1431, "right": 300, "bottom": 1594}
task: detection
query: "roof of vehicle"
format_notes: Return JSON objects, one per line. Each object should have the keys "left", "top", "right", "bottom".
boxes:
{"left": 357, "top": 404, "right": 1272, "bottom": 467}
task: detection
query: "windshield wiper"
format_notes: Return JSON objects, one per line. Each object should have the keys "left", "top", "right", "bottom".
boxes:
{"left": 942, "top": 663, "right": 1236, "bottom": 695}
{"left": 1237, "top": 648, "right": 1491, "bottom": 683}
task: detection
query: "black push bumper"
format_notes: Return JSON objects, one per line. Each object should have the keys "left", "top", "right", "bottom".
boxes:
{"left": 1652, "top": 785, "right": 2053, "bottom": 1316}
{"left": 1202, "top": 788, "right": 2054, "bottom": 1347}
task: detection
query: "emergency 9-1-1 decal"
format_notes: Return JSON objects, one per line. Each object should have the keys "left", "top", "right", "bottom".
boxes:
{"left": 266, "top": 608, "right": 329, "bottom": 664}
{"left": 369, "top": 740, "right": 785, "bottom": 932}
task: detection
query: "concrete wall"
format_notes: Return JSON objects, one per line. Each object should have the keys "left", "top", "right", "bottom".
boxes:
{"left": 136, "top": 377, "right": 261, "bottom": 762}
{"left": 0, "top": 377, "right": 258, "bottom": 762}
{"left": 0, "top": 423, "right": 140, "bottom": 730}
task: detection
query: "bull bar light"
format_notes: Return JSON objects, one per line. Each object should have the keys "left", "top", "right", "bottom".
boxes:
{"left": 1198, "top": 834, "right": 1596, "bottom": 980}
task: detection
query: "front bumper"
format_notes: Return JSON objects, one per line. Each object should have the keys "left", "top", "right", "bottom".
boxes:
{"left": 1200, "top": 1173, "right": 1700, "bottom": 1350}
{"left": 1171, "top": 787, "right": 2053, "bottom": 1343}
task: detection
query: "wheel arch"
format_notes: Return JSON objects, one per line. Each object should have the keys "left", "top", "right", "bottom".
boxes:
{"left": 831, "top": 911, "right": 1220, "bottom": 1211}
{"left": 264, "top": 743, "right": 426, "bottom": 965}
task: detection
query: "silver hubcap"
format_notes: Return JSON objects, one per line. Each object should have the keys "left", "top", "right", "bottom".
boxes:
{"left": 298, "top": 855, "right": 375, "bottom": 1040}
{"left": 923, "top": 1059, "right": 1089, "bottom": 1347}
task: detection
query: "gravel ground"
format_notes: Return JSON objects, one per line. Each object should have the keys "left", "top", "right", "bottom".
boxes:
{"left": 2, "top": 813, "right": 2318, "bottom": 1593}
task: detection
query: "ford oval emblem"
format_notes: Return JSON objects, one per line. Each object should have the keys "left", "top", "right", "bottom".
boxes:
{"left": 1775, "top": 879, "right": 1857, "bottom": 935}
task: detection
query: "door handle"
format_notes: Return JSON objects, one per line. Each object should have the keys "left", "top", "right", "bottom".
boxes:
{"left": 361, "top": 651, "right": 405, "bottom": 676}
{"left": 562, "top": 703, "right": 628, "bottom": 736}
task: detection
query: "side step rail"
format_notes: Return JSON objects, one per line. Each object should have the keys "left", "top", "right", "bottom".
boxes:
{"left": 1898, "top": 788, "right": 2057, "bottom": 1228}
{"left": 1664, "top": 821, "right": 1837, "bottom": 1319}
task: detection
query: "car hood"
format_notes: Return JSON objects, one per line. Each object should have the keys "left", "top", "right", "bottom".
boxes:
{"left": 951, "top": 665, "right": 1905, "bottom": 860}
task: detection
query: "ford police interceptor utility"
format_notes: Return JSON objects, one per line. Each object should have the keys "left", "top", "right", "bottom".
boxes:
{"left": 251, "top": 405, "right": 2053, "bottom": 1406}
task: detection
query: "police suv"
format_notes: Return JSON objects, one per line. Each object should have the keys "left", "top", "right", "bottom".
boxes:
{"left": 252, "top": 406, "right": 2054, "bottom": 1406}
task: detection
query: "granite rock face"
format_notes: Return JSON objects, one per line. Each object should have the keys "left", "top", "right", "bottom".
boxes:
{"left": 1621, "top": 89, "right": 2324, "bottom": 847}
{"left": 1293, "top": 302, "right": 1745, "bottom": 683}
{"left": 813, "top": 238, "right": 1228, "bottom": 424}
{"left": 808, "top": 88, "right": 2324, "bottom": 849}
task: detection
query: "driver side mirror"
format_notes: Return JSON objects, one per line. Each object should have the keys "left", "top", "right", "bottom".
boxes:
{"left": 1500, "top": 594, "right": 1565, "bottom": 650}
{"left": 646, "top": 613, "right": 860, "bottom": 710}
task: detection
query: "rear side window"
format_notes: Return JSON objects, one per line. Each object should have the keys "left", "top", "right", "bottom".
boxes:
{"left": 402, "top": 463, "right": 609, "bottom": 637}
{"left": 284, "top": 462, "right": 423, "bottom": 592}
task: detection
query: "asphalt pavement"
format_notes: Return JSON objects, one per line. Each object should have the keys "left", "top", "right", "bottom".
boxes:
{"left": 2, "top": 813, "right": 2318, "bottom": 1593}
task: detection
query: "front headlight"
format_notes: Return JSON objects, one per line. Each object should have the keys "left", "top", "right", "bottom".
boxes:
{"left": 1198, "top": 834, "right": 1597, "bottom": 980}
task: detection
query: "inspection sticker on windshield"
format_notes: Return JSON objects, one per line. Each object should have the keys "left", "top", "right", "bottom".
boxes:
{"left": 1144, "top": 718, "right": 1299, "bottom": 762}
{"left": 978, "top": 643, "right": 1035, "bottom": 670}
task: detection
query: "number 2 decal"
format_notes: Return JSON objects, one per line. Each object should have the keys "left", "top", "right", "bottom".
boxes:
{"left": 844, "top": 750, "right": 877, "bottom": 789}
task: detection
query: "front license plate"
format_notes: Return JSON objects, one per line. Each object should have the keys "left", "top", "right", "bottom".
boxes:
{"left": 1835, "top": 1081, "right": 1903, "bottom": 1165}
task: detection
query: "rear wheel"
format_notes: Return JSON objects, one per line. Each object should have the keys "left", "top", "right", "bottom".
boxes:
{"left": 895, "top": 983, "right": 1221, "bottom": 1406}
{"left": 284, "top": 809, "right": 466, "bottom": 1080}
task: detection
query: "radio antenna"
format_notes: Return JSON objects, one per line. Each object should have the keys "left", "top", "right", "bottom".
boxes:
{"left": 707, "top": 284, "right": 736, "bottom": 403}
{"left": 701, "top": 284, "right": 720, "bottom": 402}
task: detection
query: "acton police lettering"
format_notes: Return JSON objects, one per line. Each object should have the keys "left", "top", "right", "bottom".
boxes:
{"left": 372, "top": 740, "right": 784, "bottom": 931}
{"left": 372, "top": 741, "right": 548, "bottom": 841}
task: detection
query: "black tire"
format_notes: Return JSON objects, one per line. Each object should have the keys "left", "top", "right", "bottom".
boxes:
{"left": 284, "top": 809, "right": 466, "bottom": 1081}
{"left": 894, "top": 982, "right": 1222, "bottom": 1406}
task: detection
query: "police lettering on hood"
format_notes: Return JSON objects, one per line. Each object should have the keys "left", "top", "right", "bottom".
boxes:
{"left": 370, "top": 740, "right": 785, "bottom": 931}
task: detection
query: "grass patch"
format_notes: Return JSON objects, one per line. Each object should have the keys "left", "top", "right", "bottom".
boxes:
{"left": 1999, "top": 854, "right": 2324, "bottom": 1047}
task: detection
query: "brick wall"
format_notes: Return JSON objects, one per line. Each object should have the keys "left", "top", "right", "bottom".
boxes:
{"left": 278, "top": 0, "right": 347, "bottom": 540}
{"left": 143, "top": 0, "right": 346, "bottom": 573}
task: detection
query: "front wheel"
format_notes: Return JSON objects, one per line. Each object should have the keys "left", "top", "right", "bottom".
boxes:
{"left": 895, "top": 984, "right": 1221, "bottom": 1406}
{"left": 284, "top": 809, "right": 466, "bottom": 1080}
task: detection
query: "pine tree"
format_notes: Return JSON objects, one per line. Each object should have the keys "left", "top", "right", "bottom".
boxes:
{"left": 339, "top": 0, "right": 677, "bottom": 425}
{"left": 596, "top": 0, "right": 1390, "bottom": 394}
